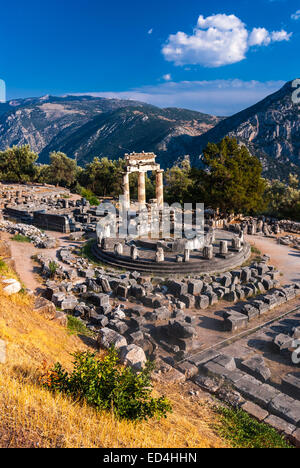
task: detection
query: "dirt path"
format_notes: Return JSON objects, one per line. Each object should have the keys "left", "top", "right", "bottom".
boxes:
{"left": 1, "top": 232, "right": 42, "bottom": 291}
{"left": 245, "top": 234, "right": 300, "bottom": 284}
{"left": 0, "top": 231, "right": 84, "bottom": 293}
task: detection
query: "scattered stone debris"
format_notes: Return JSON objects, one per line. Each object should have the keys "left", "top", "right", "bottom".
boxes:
{"left": 224, "top": 217, "right": 300, "bottom": 237}
{"left": 0, "top": 220, "right": 56, "bottom": 248}
{"left": 1, "top": 278, "right": 22, "bottom": 295}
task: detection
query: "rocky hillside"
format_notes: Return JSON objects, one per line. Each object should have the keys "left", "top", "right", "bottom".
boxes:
{"left": 187, "top": 80, "right": 300, "bottom": 180}
{"left": 0, "top": 95, "right": 221, "bottom": 168}
{"left": 0, "top": 95, "right": 147, "bottom": 157}
{"left": 0, "top": 81, "right": 299, "bottom": 179}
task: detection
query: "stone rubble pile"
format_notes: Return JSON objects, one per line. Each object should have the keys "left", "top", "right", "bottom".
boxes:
{"left": 3, "top": 194, "right": 107, "bottom": 234}
{"left": 277, "top": 235, "right": 300, "bottom": 249}
{"left": 225, "top": 217, "right": 300, "bottom": 237}
{"left": 0, "top": 220, "right": 56, "bottom": 248}
{"left": 223, "top": 283, "right": 300, "bottom": 331}
{"left": 36, "top": 241, "right": 293, "bottom": 365}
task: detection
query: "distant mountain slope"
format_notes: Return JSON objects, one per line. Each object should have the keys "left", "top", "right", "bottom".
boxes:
{"left": 187, "top": 80, "right": 300, "bottom": 179}
{"left": 0, "top": 95, "right": 222, "bottom": 167}
{"left": 0, "top": 95, "right": 148, "bottom": 156}
{"left": 0, "top": 81, "right": 299, "bottom": 179}
{"left": 40, "top": 105, "right": 221, "bottom": 167}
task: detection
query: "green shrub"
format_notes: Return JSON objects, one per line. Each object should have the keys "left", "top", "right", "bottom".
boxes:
{"left": 214, "top": 406, "right": 293, "bottom": 448}
{"left": 251, "top": 245, "right": 261, "bottom": 256}
{"left": 67, "top": 315, "right": 95, "bottom": 337}
{"left": 79, "top": 188, "right": 99, "bottom": 206}
{"left": 12, "top": 234, "right": 31, "bottom": 243}
{"left": 40, "top": 349, "right": 172, "bottom": 421}
{"left": 48, "top": 260, "right": 58, "bottom": 278}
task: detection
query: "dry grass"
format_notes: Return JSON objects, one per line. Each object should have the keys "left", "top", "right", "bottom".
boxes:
{"left": 0, "top": 289, "right": 226, "bottom": 448}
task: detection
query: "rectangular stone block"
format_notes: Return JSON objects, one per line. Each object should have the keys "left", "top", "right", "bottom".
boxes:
{"left": 204, "top": 292, "right": 218, "bottom": 306}
{"left": 291, "top": 428, "right": 300, "bottom": 448}
{"left": 212, "top": 354, "right": 237, "bottom": 371}
{"left": 252, "top": 300, "right": 270, "bottom": 315}
{"left": 195, "top": 295, "right": 210, "bottom": 310}
{"left": 167, "top": 280, "right": 188, "bottom": 298}
{"left": 282, "top": 373, "right": 300, "bottom": 399}
{"left": 179, "top": 294, "right": 196, "bottom": 309}
{"left": 188, "top": 280, "right": 203, "bottom": 296}
{"left": 188, "top": 349, "right": 220, "bottom": 367}
{"left": 234, "top": 374, "right": 262, "bottom": 401}
{"left": 242, "top": 401, "right": 268, "bottom": 422}
{"left": 176, "top": 361, "right": 198, "bottom": 379}
{"left": 241, "top": 356, "right": 271, "bottom": 382}
{"left": 269, "top": 394, "right": 300, "bottom": 426}
{"left": 203, "top": 361, "right": 244, "bottom": 384}
{"left": 223, "top": 312, "right": 248, "bottom": 332}
{"left": 262, "top": 294, "right": 278, "bottom": 309}
{"left": 264, "top": 415, "right": 296, "bottom": 436}
{"left": 241, "top": 303, "right": 259, "bottom": 319}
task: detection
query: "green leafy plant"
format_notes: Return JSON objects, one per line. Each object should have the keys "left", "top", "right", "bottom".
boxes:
{"left": 214, "top": 406, "right": 293, "bottom": 448}
{"left": 251, "top": 245, "right": 261, "bottom": 256}
{"left": 79, "top": 188, "right": 99, "bottom": 206}
{"left": 67, "top": 315, "right": 95, "bottom": 337}
{"left": 40, "top": 349, "right": 172, "bottom": 421}
{"left": 48, "top": 261, "right": 58, "bottom": 278}
{"left": 12, "top": 234, "right": 31, "bottom": 243}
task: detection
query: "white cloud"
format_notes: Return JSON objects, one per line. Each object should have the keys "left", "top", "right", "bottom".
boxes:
{"left": 271, "top": 30, "right": 292, "bottom": 41}
{"left": 162, "top": 13, "right": 292, "bottom": 67}
{"left": 163, "top": 74, "right": 172, "bottom": 81}
{"left": 68, "top": 79, "right": 285, "bottom": 116}
{"left": 248, "top": 28, "right": 271, "bottom": 46}
{"left": 291, "top": 10, "right": 300, "bottom": 20}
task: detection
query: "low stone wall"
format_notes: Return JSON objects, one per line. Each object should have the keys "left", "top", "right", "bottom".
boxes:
{"left": 33, "top": 212, "right": 71, "bottom": 233}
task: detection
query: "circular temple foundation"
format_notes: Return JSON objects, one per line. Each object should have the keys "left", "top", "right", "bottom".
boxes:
{"left": 92, "top": 230, "right": 251, "bottom": 276}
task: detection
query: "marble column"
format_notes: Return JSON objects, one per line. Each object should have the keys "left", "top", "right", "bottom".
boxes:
{"left": 156, "top": 170, "right": 164, "bottom": 208}
{"left": 123, "top": 172, "right": 130, "bottom": 209}
{"left": 219, "top": 240, "right": 228, "bottom": 255}
{"left": 138, "top": 171, "right": 146, "bottom": 207}
{"left": 203, "top": 245, "right": 213, "bottom": 260}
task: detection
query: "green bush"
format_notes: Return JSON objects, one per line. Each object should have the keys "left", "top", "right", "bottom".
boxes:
{"left": 40, "top": 349, "right": 172, "bottom": 421}
{"left": 12, "top": 234, "right": 31, "bottom": 243}
{"left": 67, "top": 315, "right": 95, "bottom": 337}
{"left": 79, "top": 188, "right": 99, "bottom": 206}
{"left": 214, "top": 406, "right": 293, "bottom": 448}
{"left": 48, "top": 260, "right": 58, "bottom": 278}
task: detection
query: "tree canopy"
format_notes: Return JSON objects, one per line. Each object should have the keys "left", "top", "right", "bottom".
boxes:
{"left": 78, "top": 157, "right": 124, "bottom": 197}
{"left": 199, "top": 137, "right": 267, "bottom": 215}
{"left": 264, "top": 174, "right": 300, "bottom": 220}
{"left": 0, "top": 145, "right": 38, "bottom": 183}
{"left": 164, "top": 158, "right": 193, "bottom": 205}
{"left": 43, "top": 152, "right": 77, "bottom": 187}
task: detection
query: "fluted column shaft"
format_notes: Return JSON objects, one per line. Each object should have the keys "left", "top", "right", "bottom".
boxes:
{"left": 123, "top": 172, "right": 130, "bottom": 209}
{"left": 156, "top": 170, "right": 164, "bottom": 208}
{"left": 138, "top": 171, "right": 146, "bottom": 207}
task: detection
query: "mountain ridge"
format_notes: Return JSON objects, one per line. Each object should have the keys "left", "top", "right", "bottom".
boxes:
{"left": 0, "top": 81, "right": 299, "bottom": 180}
{"left": 0, "top": 95, "right": 222, "bottom": 167}
{"left": 187, "top": 80, "right": 300, "bottom": 178}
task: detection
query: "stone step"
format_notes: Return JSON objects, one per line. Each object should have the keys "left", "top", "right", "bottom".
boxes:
{"left": 92, "top": 242, "right": 251, "bottom": 275}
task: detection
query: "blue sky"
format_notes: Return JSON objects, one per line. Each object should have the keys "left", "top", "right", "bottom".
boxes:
{"left": 1, "top": 0, "right": 299, "bottom": 115}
